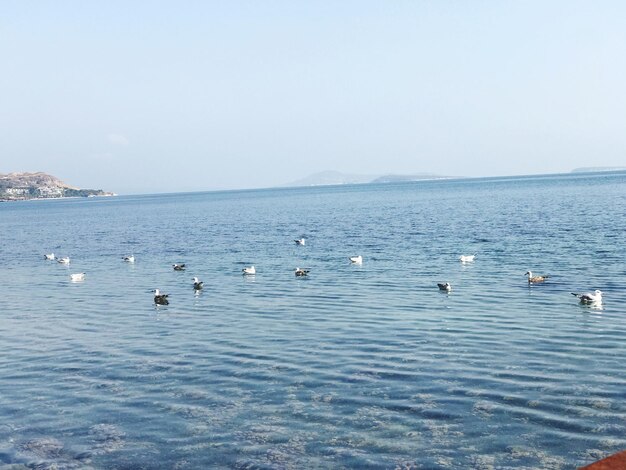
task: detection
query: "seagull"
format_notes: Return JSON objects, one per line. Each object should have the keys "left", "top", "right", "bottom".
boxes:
{"left": 349, "top": 255, "right": 363, "bottom": 264}
{"left": 437, "top": 282, "right": 452, "bottom": 291}
{"left": 459, "top": 254, "right": 476, "bottom": 263}
{"left": 192, "top": 277, "right": 204, "bottom": 290}
{"left": 525, "top": 271, "right": 549, "bottom": 283}
{"left": 44, "top": 253, "right": 55, "bottom": 261}
{"left": 57, "top": 256, "right": 70, "bottom": 264}
{"left": 70, "top": 273, "right": 85, "bottom": 282}
{"left": 571, "top": 290, "right": 603, "bottom": 304}
{"left": 122, "top": 255, "right": 135, "bottom": 263}
{"left": 295, "top": 267, "right": 310, "bottom": 277}
{"left": 173, "top": 263, "right": 186, "bottom": 271}
{"left": 295, "top": 238, "right": 306, "bottom": 246}
{"left": 153, "top": 289, "right": 169, "bottom": 305}
{"left": 242, "top": 266, "right": 256, "bottom": 275}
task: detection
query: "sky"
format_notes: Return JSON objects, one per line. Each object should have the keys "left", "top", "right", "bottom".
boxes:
{"left": 1, "top": 1, "right": 625, "bottom": 194}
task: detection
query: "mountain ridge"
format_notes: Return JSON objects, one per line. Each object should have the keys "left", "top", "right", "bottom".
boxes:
{"left": 284, "top": 170, "right": 452, "bottom": 187}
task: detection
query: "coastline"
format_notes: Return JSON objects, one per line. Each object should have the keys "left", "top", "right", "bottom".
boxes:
{"left": 0, "top": 193, "right": 116, "bottom": 203}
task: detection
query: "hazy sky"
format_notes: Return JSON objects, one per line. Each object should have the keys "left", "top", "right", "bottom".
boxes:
{"left": 1, "top": 1, "right": 625, "bottom": 194}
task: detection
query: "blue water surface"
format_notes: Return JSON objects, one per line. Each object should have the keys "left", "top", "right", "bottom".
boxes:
{"left": 0, "top": 171, "right": 625, "bottom": 469}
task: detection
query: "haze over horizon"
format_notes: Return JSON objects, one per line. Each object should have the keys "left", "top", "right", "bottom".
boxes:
{"left": 1, "top": 1, "right": 625, "bottom": 195}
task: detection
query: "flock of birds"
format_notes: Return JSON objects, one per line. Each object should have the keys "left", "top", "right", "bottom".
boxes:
{"left": 436, "top": 262, "right": 602, "bottom": 306}
{"left": 43, "top": 238, "right": 604, "bottom": 308}
{"left": 437, "top": 261, "right": 602, "bottom": 306}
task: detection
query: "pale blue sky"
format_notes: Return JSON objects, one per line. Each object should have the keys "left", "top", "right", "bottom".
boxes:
{"left": 1, "top": 1, "right": 625, "bottom": 194}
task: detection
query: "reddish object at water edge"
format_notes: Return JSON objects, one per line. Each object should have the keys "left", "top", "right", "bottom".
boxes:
{"left": 579, "top": 450, "right": 626, "bottom": 470}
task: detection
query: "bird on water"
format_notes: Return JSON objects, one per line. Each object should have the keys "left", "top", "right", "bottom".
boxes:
{"left": 192, "top": 277, "right": 204, "bottom": 290}
{"left": 295, "top": 267, "right": 310, "bottom": 277}
{"left": 242, "top": 266, "right": 256, "bottom": 275}
{"left": 153, "top": 289, "right": 169, "bottom": 305}
{"left": 525, "top": 271, "right": 549, "bottom": 283}
{"left": 571, "top": 290, "right": 602, "bottom": 304}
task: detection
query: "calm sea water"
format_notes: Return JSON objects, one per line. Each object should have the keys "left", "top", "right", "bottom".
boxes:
{"left": 1, "top": 172, "right": 625, "bottom": 469}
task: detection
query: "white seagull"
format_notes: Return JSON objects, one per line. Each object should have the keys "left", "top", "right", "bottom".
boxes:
{"left": 295, "top": 267, "right": 310, "bottom": 277}
{"left": 571, "top": 290, "right": 603, "bottom": 304}
{"left": 459, "top": 254, "right": 476, "bottom": 263}
{"left": 242, "top": 266, "right": 256, "bottom": 275}
{"left": 57, "top": 256, "right": 71, "bottom": 264}
{"left": 44, "top": 253, "right": 55, "bottom": 261}
{"left": 70, "top": 273, "right": 85, "bottom": 282}
{"left": 192, "top": 277, "right": 204, "bottom": 290}
{"left": 153, "top": 289, "right": 169, "bottom": 305}
{"left": 349, "top": 255, "right": 363, "bottom": 264}
{"left": 525, "top": 271, "right": 549, "bottom": 283}
{"left": 295, "top": 238, "right": 306, "bottom": 246}
{"left": 437, "top": 282, "right": 452, "bottom": 291}
{"left": 123, "top": 255, "right": 135, "bottom": 263}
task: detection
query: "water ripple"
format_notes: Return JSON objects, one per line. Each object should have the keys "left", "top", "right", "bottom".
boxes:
{"left": 1, "top": 173, "right": 625, "bottom": 468}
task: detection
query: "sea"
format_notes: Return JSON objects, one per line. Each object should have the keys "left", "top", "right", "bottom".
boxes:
{"left": 0, "top": 171, "right": 625, "bottom": 469}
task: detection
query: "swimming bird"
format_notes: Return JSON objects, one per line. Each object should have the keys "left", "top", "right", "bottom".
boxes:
{"left": 57, "top": 256, "right": 70, "bottom": 264}
{"left": 153, "top": 289, "right": 169, "bottom": 305}
{"left": 295, "top": 238, "right": 306, "bottom": 246}
{"left": 295, "top": 267, "right": 310, "bottom": 277}
{"left": 70, "top": 273, "right": 85, "bottom": 282}
{"left": 44, "top": 253, "right": 55, "bottom": 261}
{"left": 571, "top": 290, "right": 603, "bottom": 304}
{"left": 192, "top": 277, "right": 204, "bottom": 290}
{"left": 349, "top": 255, "right": 363, "bottom": 264}
{"left": 437, "top": 282, "right": 451, "bottom": 291}
{"left": 122, "top": 255, "right": 135, "bottom": 263}
{"left": 242, "top": 266, "right": 256, "bottom": 275}
{"left": 173, "top": 263, "right": 186, "bottom": 271}
{"left": 459, "top": 254, "right": 476, "bottom": 263}
{"left": 525, "top": 271, "right": 549, "bottom": 283}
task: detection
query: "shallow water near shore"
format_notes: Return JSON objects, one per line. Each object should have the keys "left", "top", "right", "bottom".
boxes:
{"left": 1, "top": 171, "right": 625, "bottom": 469}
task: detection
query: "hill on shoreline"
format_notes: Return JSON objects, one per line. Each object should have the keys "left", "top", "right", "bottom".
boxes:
{"left": 0, "top": 172, "right": 114, "bottom": 201}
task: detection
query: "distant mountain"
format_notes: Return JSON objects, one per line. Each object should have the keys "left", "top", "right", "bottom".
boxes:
{"left": 285, "top": 170, "right": 450, "bottom": 187}
{"left": 285, "top": 171, "right": 377, "bottom": 187}
{"left": 0, "top": 172, "right": 114, "bottom": 201}
{"left": 370, "top": 173, "right": 450, "bottom": 183}
{"left": 571, "top": 167, "right": 626, "bottom": 173}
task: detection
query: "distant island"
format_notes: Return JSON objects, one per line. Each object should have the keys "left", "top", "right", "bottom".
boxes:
{"left": 285, "top": 170, "right": 451, "bottom": 187}
{"left": 571, "top": 166, "right": 626, "bottom": 173}
{"left": 0, "top": 172, "right": 115, "bottom": 201}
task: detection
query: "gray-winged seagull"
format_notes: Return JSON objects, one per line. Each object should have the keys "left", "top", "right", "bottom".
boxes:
{"left": 571, "top": 290, "right": 602, "bottom": 304}
{"left": 526, "top": 271, "right": 549, "bottom": 283}
{"left": 153, "top": 289, "right": 170, "bottom": 305}
{"left": 192, "top": 277, "right": 204, "bottom": 290}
